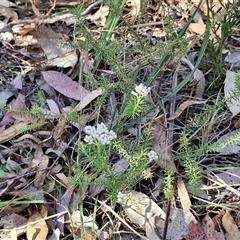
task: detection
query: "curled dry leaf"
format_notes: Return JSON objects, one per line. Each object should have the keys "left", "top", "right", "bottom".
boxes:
{"left": 29, "top": 0, "right": 42, "bottom": 17}
{"left": 168, "top": 100, "right": 207, "bottom": 120}
{"left": 0, "top": 6, "right": 18, "bottom": 21}
{"left": 52, "top": 116, "right": 67, "bottom": 141}
{"left": 34, "top": 155, "right": 49, "bottom": 188}
{"left": 0, "top": 0, "right": 17, "bottom": 7}
{"left": 42, "top": 71, "right": 90, "bottom": 101}
{"left": 222, "top": 209, "right": 240, "bottom": 240}
{"left": 88, "top": 4, "right": 109, "bottom": 26}
{"left": 0, "top": 121, "right": 31, "bottom": 143}
{"left": 145, "top": 216, "right": 161, "bottom": 240}
{"left": 126, "top": 0, "right": 141, "bottom": 24}
{"left": 26, "top": 205, "right": 48, "bottom": 240}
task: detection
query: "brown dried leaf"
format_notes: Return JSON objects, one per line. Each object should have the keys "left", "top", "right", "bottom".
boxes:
{"left": 222, "top": 209, "right": 240, "bottom": 240}
{"left": 42, "top": 71, "right": 90, "bottom": 101}
{"left": 53, "top": 116, "right": 67, "bottom": 141}
{"left": 9, "top": 228, "right": 17, "bottom": 240}
{"left": 69, "top": 211, "right": 97, "bottom": 239}
{"left": 29, "top": 0, "right": 42, "bottom": 17}
{"left": 74, "top": 88, "right": 104, "bottom": 111}
{"left": 88, "top": 4, "right": 109, "bottom": 26}
{"left": 127, "top": 0, "right": 141, "bottom": 24}
{"left": 168, "top": 100, "right": 207, "bottom": 120}
{"left": 0, "top": 6, "right": 18, "bottom": 21}
{"left": 177, "top": 177, "right": 192, "bottom": 211}
{"left": 56, "top": 173, "right": 68, "bottom": 185}
{"left": 33, "top": 26, "right": 77, "bottom": 67}
{"left": 189, "top": 23, "right": 206, "bottom": 35}
{"left": 34, "top": 155, "right": 49, "bottom": 188}
{"left": 0, "top": 121, "right": 31, "bottom": 143}
{"left": 26, "top": 205, "right": 48, "bottom": 240}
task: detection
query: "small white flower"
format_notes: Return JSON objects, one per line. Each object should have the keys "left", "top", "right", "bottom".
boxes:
{"left": 84, "top": 135, "right": 94, "bottom": 144}
{"left": 117, "top": 192, "right": 127, "bottom": 203}
{"left": 132, "top": 83, "right": 150, "bottom": 97}
{"left": 147, "top": 150, "right": 158, "bottom": 161}
{"left": 84, "top": 123, "right": 117, "bottom": 144}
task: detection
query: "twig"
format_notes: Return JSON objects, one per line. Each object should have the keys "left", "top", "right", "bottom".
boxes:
{"left": 45, "top": 0, "right": 57, "bottom": 17}
{"left": 162, "top": 199, "right": 172, "bottom": 240}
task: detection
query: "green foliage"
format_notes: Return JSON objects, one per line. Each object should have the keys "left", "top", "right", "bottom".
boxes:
{"left": 30, "top": 105, "right": 46, "bottom": 119}
{"left": 235, "top": 71, "right": 240, "bottom": 91}
{"left": 72, "top": 124, "right": 153, "bottom": 205}
{"left": 0, "top": 163, "right": 7, "bottom": 178}
{"left": 68, "top": 107, "right": 81, "bottom": 123}
{"left": 206, "top": 0, "right": 239, "bottom": 84}
{"left": 36, "top": 90, "right": 46, "bottom": 108}
{"left": 0, "top": 105, "right": 9, "bottom": 115}
{"left": 177, "top": 96, "right": 238, "bottom": 195}
{"left": 17, "top": 121, "right": 45, "bottom": 135}
{"left": 125, "top": 95, "right": 147, "bottom": 119}
{"left": 66, "top": 0, "right": 212, "bottom": 203}
{"left": 178, "top": 132, "right": 202, "bottom": 194}
{"left": 163, "top": 169, "right": 175, "bottom": 200}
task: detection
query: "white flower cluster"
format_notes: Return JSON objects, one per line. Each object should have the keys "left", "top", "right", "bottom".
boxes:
{"left": 117, "top": 192, "right": 127, "bottom": 203}
{"left": 131, "top": 83, "right": 150, "bottom": 97}
{"left": 84, "top": 122, "right": 117, "bottom": 144}
{"left": 147, "top": 150, "right": 158, "bottom": 161}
